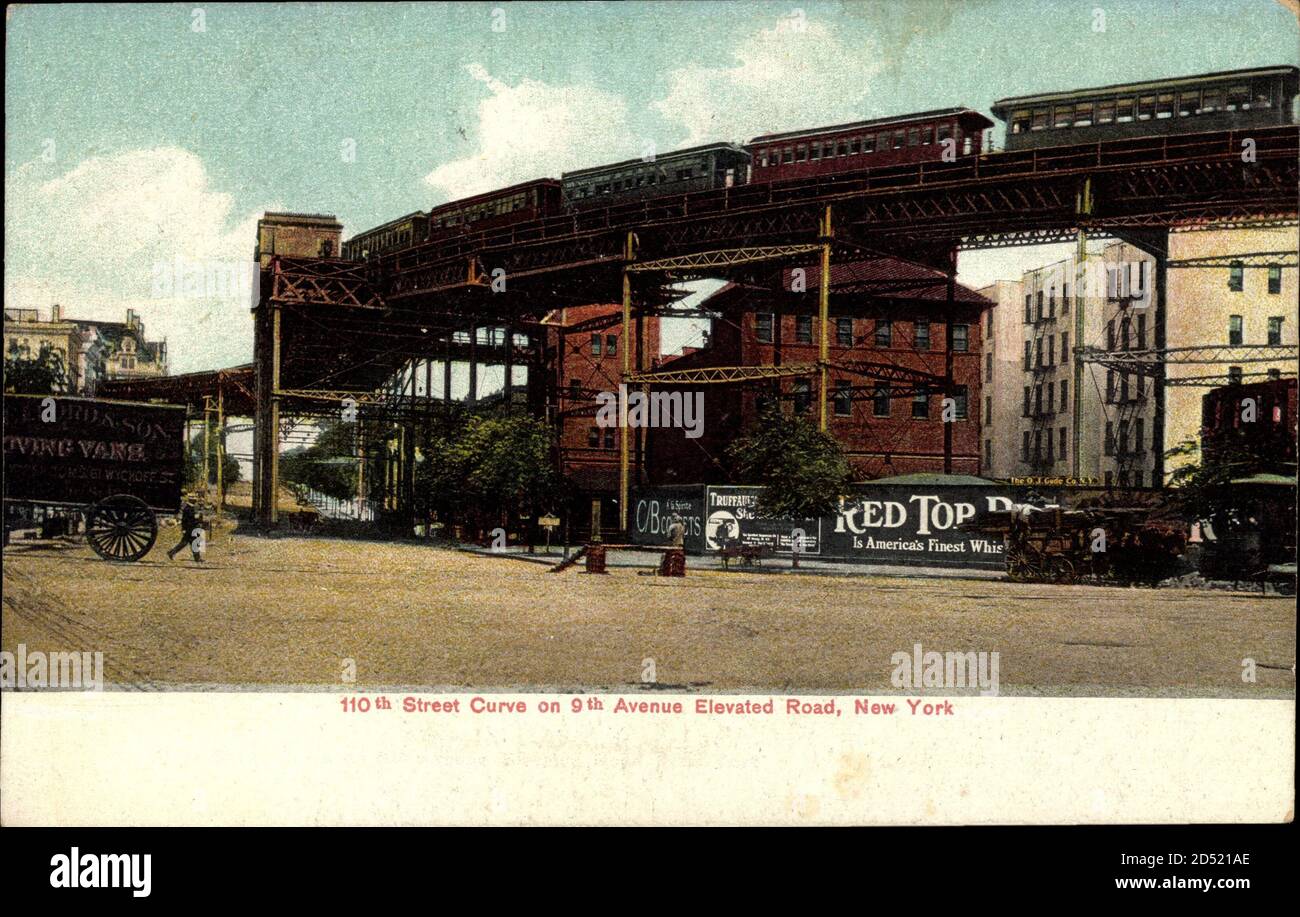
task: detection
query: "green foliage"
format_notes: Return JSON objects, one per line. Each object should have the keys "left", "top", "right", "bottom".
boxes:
{"left": 279, "top": 422, "right": 356, "bottom": 501}
{"left": 1165, "top": 432, "right": 1293, "bottom": 523}
{"left": 4, "top": 341, "right": 68, "bottom": 394}
{"left": 726, "top": 405, "right": 851, "bottom": 519}
{"left": 182, "top": 421, "right": 242, "bottom": 488}
{"left": 416, "top": 409, "right": 567, "bottom": 524}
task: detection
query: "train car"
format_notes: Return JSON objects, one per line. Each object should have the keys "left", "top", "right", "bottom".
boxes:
{"left": 341, "top": 211, "right": 429, "bottom": 260}
{"left": 991, "top": 65, "right": 1300, "bottom": 152}
{"left": 426, "top": 178, "right": 562, "bottom": 238}
{"left": 746, "top": 108, "right": 994, "bottom": 183}
{"left": 561, "top": 142, "right": 750, "bottom": 210}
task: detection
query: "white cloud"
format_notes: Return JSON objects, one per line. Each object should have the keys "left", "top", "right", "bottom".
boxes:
{"left": 652, "top": 17, "right": 881, "bottom": 145}
{"left": 423, "top": 64, "right": 640, "bottom": 201}
{"left": 4, "top": 148, "right": 268, "bottom": 373}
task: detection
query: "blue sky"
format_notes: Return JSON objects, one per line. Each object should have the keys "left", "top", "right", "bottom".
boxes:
{"left": 6, "top": 1, "right": 1299, "bottom": 372}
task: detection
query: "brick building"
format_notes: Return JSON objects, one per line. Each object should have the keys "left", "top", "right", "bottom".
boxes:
{"left": 634, "top": 258, "right": 990, "bottom": 486}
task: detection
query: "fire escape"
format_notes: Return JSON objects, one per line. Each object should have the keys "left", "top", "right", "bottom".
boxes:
{"left": 1028, "top": 286, "right": 1059, "bottom": 472}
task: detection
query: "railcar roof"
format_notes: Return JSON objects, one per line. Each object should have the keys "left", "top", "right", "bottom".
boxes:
{"left": 748, "top": 108, "right": 993, "bottom": 144}
{"left": 991, "top": 65, "right": 1300, "bottom": 112}
{"left": 561, "top": 143, "right": 749, "bottom": 180}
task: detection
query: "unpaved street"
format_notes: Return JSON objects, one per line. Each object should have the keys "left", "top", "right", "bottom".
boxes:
{"left": 2, "top": 533, "right": 1293, "bottom": 696}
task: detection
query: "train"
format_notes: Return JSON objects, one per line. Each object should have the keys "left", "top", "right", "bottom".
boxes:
{"left": 340, "top": 64, "right": 1299, "bottom": 260}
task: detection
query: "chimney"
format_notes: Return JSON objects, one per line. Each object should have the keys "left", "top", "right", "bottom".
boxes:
{"left": 50, "top": 304, "right": 61, "bottom": 322}
{"left": 126, "top": 308, "right": 138, "bottom": 328}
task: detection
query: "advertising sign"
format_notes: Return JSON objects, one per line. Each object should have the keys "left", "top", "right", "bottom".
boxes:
{"left": 703, "top": 486, "right": 822, "bottom": 555}
{"left": 630, "top": 486, "right": 705, "bottom": 552}
{"left": 2, "top": 395, "right": 187, "bottom": 511}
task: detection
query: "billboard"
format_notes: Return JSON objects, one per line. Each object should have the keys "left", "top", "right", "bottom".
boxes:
{"left": 634, "top": 480, "right": 1017, "bottom": 569}
{"left": 630, "top": 486, "right": 705, "bottom": 552}
{"left": 2, "top": 395, "right": 187, "bottom": 511}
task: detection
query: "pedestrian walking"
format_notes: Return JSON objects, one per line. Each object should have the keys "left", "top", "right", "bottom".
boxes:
{"left": 167, "top": 495, "right": 204, "bottom": 562}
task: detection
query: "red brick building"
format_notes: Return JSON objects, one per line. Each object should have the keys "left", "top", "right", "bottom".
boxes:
{"left": 547, "top": 260, "right": 990, "bottom": 531}
{"left": 643, "top": 258, "right": 990, "bottom": 484}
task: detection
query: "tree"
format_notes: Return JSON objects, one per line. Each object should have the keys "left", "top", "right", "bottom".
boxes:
{"left": 279, "top": 422, "right": 356, "bottom": 501}
{"left": 1165, "top": 432, "right": 1292, "bottom": 525}
{"left": 183, "top": 422, "right": 242, "bottom": 489}
{"left": 727, "top": 405, "right": 852, "bottom": 519}
{"left": 4, "top": 341, "right": 68, "bottom": 394}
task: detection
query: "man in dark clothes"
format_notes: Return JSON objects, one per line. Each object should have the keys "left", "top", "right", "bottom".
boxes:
{"left": 167, "top": 496, "right": 203, "bottom": 562}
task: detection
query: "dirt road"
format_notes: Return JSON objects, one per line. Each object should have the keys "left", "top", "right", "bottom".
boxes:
{"left": 2, "top": 533, "right": 1293, "bottom": 696}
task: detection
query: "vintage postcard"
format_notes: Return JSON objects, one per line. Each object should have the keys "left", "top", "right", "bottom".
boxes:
{"left": 3, "top": 0, "right": 1296, "bottom": 847}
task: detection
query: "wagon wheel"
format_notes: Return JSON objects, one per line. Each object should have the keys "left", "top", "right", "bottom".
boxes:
{"left": 1006, "top": 546, "right": 1034, "bottom": 582}
{"left": 85, "top": 495, "right": 157, "bottom": 562}
{"left": 1048, "top": 554, "right": 1077, "bottom": 585}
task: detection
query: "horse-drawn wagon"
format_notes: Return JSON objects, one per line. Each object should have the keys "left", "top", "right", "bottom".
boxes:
{"left": 3, "top": 394, "right": 187, "bottom": 562}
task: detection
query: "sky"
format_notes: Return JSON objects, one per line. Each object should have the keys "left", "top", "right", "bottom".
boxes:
{"left": 6, "top": 0, "right": 1300, "bottom": 374}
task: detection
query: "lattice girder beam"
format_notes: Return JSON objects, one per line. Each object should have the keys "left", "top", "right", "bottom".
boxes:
{"left": 626, "top": 362, "right": 818, "bottom": 385}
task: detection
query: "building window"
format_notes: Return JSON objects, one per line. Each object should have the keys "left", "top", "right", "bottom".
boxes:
{"left": 1022, "top": 386, "right": 1031, "bottom": 418}
{"left": 1021, "top": 431, "right": 1030, "bottom": 462}
{"left": 1118, "top": 419, "right": 1129, "bottom": 455}
{"left": 1048, "top": 335, "right": 1055, "bottom": 365}
{"left": 591, "top": 333, "right": 602, "bottom": 356}
{"left": 873, "top": 384, "right": 891, "bottom": 417}
{"left": 793, "top": 380, "right": 812, "bottom": 414}
{"left": 1120, "top": 372, "right": 1130, "bottom": 403}
{"left": 875, "top": 320, "right": 892, "bottom": 348}
{"left": 605, "top": 334, "right": 617, "bottom": 356}
{"left": 1046, "top": 381, "right": 1054, "bottom": 412}
{"left": 796, "top": 315, "right": 813, "bottom": 343}
{"left": 915, "top": 320, "right": 930, "bottom": 351}
{"left": 1134, "top": 418, "right": 1145, "bottom": 453}
{"left": 1033, "top": 431, "right": 1042, "bottom": 462}
{"left": 1023, "top": 340, "right": 1032, "bottom": 371}
{"left": 1060, "top": 379, "right": 1069, "bottom": 412}
{"left": 1136, "top": 315, "right": 1146, "bottom": 350}
{"left": 1104, "top": 421, "right": 1115, "bottom": 456}
{"left": 1034, "top": 385, "right": 1042, "bottom": 416}
{"left": 1036, "top": 291, "right": 1044, "bottom": 321}
{"left": 1228, "top": 262, "right": 1243, "bottom": 291}
{"left": 1061, "top": 282, "right": 1070, "bottom": 315}
{"left": 985, "top": 309, "right": 993, "bottom": 336}
{"left": 836, "top": 317, "right": 853, "bottom": 347}
{"left": 604, "top": 429, "right": 616, "bottom": 449}
{"left": 951, "top": 387, "right": 968, "bottom": 420}
{"left": 1059, "top": 427, "right": 1067, "bottom": 462}
{"left": 985, "top": 439, "right": 992, "bottom": 468}
{"left": 1228, "top": 366, "right": 1243, "bottom": 386}
{"left": 1061, "top": 331, "right": 1069, "bottom": 364}
{"left": 1268, "top": 266, "right": 1282, "bottom": 294}
{"left": 1106, "top": 370, "right": 1116, "bottom": 403}
{"left": 912, "top": 391, "right": 929, "bottom": 419}
{"left": 951, "top": 324, "right": 969, "bottom": 352}
{"left": 1228, "top": 315, "right": 1243, "bottom": 346}
{"left": 985, "top": 352, "right": 993, "bottom": 383}
{"left": 1024, "top": 294, "right": 1032, "bottom": 324}
{"left": 1035, "top": 337, "right": 1043, "bottom": 368}
{"left": 569, "top": 378, "right": 582, "bottom": 399}
{"left": 1107, "top": 319, "right": 1115, "bottom": 351}
{"left": 834, "top": 380, "right": 852, "bottom": 416}
{"left": 1268, "top": 316, "right": 1284, "bottom": 346}
{"left": 985, "top": 395, "right": 993, "bottom": 425}
{"left": 755, "top": 312, "right": 773, "bottom": 343}
{"left": 588, "top": 427, "right": 601, "bottom": 447}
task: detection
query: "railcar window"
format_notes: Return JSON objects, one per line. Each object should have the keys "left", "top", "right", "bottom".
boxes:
{"left": 1177, "top": 91, "right": 1198, "bottom": 116}
{"left": 796, "top": 145, "right": 807, "bottom": 161}
{"left": 1201, "top": 88, "right": 1223, "bottom": 112}
{"left": 1251, "top": 79, "right": 1274, "bottom": 107}
{"left": 893, "top": 130, "right": 906, "bottom": 149}
{"left": 1074, "top": 101, "right": 1094, "bottom": 126}
{"left": 833, "top": 140, "right": 845, "bottom": 156}
{"left": 920, "top": 125, "right": 933, "bottom": 144}
{"left": 907, "top": 128, "right": 920, "bottom": 146}
{"left": 1031, "top": 108, "right": 1049, "bottom": 130}
{"left": 849, "top": 138, "right": 859, "bottom": 154}
{"left": 1010, "top": 109, "right": 1031, "bottom": 134}
{"left": 783, "top": 147, "right": 794, "bottom": 164}
{"left": 1097, "top": 100, "right": 1115, "bottom": 123}
{"left": 1053, "top": 105, "right": 1072, "bottom": 127}
{"left": 810, "top": 143, "right": 822, "bottom": 160}
{"left": 1114, "top": 97, "right": 1134, "bottom": 122}
{"left": 1155, "top": 93, "right": 1174, "bottom": 118}
{"left": 862, "top": 135, "right": 876, "bottom": 154}
{"left": 759, "top": 150, "right": 769, "bottom": 168}
{"left": 1137, "top": 95, "right": 1155, "bottom": 120}
{"left": 1227, "top": 84, "right": 1250, "bottom": 109}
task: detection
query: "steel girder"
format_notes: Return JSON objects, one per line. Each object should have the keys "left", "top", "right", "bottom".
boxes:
{"left": 1078, "top": 344, "right": 1300, "bottom": 377}
{"left": 1166, "top": 249, "right": 1299, "bottom": 269}
{"left": 625, "top": 362, "right": 818, "bottom": 385}
{"left": 831, "top": 360, "right": 950, "bottom": 388}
